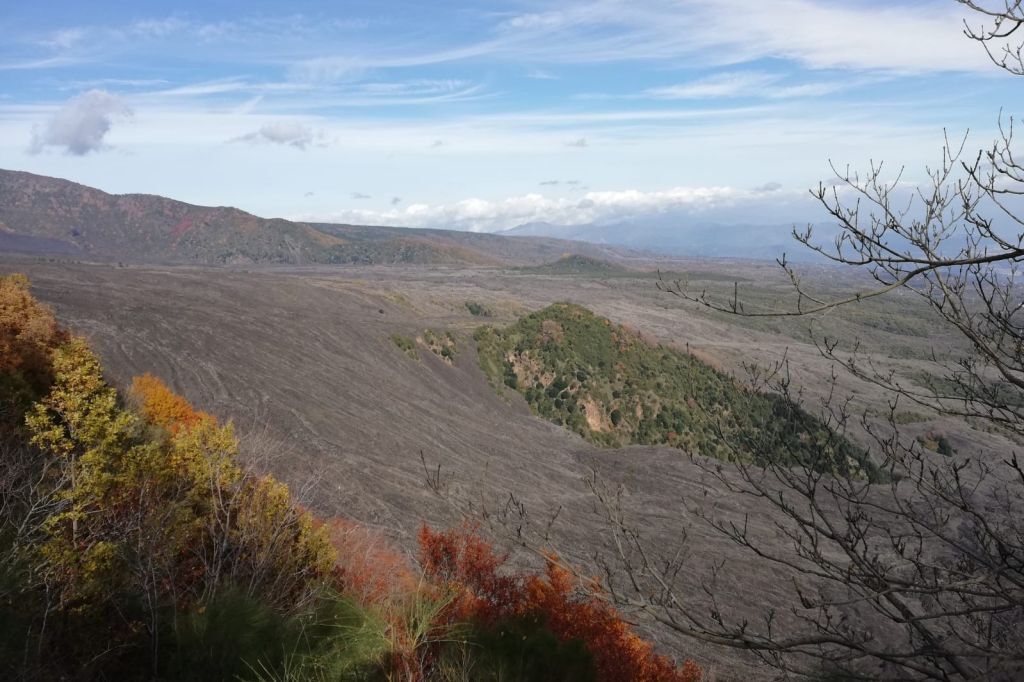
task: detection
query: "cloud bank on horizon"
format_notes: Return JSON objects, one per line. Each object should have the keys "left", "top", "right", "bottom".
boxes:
{"left": 1, "top": 0, "right": 1021, "bottom": 234}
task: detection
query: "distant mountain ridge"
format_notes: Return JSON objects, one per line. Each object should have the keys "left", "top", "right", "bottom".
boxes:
{"left": 501, "top": 217, "right": 835, "bottom": 262}
{"left": 0, "top": 169, "right": 635, "bottom": 266}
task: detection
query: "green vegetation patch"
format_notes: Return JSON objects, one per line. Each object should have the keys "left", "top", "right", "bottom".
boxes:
{"left": 476, "top": 303, "right": 873, "bottom": 475}
{"left": 465, "top": 300, "right": 494, "bottom": 317}
{"left": 422, "top": 329, "right": 457, "bottom": 362}
{"left": 893, "top": 410, "right": 930, "bottom": 425}
{"left": 391, "top": 333, "right": 418, "bottom": 359}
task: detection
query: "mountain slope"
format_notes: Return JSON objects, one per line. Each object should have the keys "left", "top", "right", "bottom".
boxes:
{"left": 0, "top": 169, "right": 637, "bottom": 266}
{"left": 0, "top": 169, "right": 351, "bottom": 264}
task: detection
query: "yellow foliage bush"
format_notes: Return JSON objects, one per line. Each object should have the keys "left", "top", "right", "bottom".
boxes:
{"left": 22, "top": 337, "right": 336, "bottom": 613}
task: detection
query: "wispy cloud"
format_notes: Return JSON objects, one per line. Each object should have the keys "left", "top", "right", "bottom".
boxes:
{"left": 526, "top": 69, "right": 559, "bottom": 80}
{"left": 231, "top": 121, "right": 326, "bottom": 149}
{"left": 0, "top": 55, "right": 81, "bottom": 71}
{"left": 9, "top": 1, "right": 993, "bottom": 84}
{"left": 66, "top": 78, "right": 171, "bottom": 90}
{"left": 645, "top": 72, "right": 780, "bottom": 99}
{"left": 642, "top": 71, "right": 851, "bottom": 100}
{"left": 488, "top": 0, "right": 990, "bottom": 73}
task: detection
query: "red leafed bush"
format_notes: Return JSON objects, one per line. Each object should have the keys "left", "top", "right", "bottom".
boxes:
{"left": 419, "top": 523, "right": 701, "bottom": 682}
{"left": 322, "top": 516, "right": 417, "bottom": 604}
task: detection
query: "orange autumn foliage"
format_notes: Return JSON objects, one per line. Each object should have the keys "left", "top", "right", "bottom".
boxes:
{"left": 418, "top": 524, "right": 701, "bottom": 682}
{"left": 130, "top": 373, "right": 213, "bottom": 433}
{"left": 417, "top": 523, "right": 520, "bottom": 624}
{"left": 322, "top": 517, "right": 418, "bottom": 604}
{"left": 0, "top": 273, "right": 68, "bottom": 395}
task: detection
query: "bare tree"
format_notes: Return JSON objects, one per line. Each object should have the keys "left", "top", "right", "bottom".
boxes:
{"left": 962, "top": 1, "right": 1024, "bottom": 75}
{"left": 584, "top": 4, "right": 1024, "bottom": 679}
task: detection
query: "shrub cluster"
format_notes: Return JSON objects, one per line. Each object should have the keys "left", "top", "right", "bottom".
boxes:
{"left": 391, "top": 333, "right": 418, "bottom": 359}
{"left": 419, "top": 524, "right": 702, "bottom": 682}
{"left": 465, "top": 301, "right": 493, "bottom": 317}
{"left": 422, "top": 329, "right": 457, "bottom": 362}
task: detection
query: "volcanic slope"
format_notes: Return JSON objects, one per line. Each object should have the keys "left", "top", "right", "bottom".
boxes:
{"left": 0, "top": 169, "right": 634, "bottom": 265}
{"left": 5, "top": 258, "right": 1009, "bottom": 676}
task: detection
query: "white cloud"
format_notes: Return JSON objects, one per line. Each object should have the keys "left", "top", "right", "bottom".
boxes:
{"left": 301, "top": 184, "right": 810, "bottom": 232}
{"left": 28, "top": 89, "right": 131, "bottom": 155}
{"left": 566, "top": 137, "right": 588, "bottom": 147}
{"left": 231, "top": 122, "right": 325, "bottom": 149}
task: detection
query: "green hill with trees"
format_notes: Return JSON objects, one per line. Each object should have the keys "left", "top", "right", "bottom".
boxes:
{"left": 475, "top": 303, "right": 871, "bottom": 475}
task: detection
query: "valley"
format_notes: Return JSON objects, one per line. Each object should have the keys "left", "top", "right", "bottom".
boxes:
{"left": 1, "top": 253, "right": 1000, "bottom": 677}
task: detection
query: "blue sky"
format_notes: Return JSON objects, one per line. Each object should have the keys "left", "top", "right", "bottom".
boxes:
{"left": 1, "top": 0, "right": 1021, "bottom": 231}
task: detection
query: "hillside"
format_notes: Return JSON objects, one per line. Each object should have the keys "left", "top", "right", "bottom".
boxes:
{"left": 0, "top": 272, "right": 702, "bottom": 681}
{"left": 475, "top": 303, "right": 872, "bottom": 474}
{"left": 0, "top": 169, "right": 638, "bottom": 266}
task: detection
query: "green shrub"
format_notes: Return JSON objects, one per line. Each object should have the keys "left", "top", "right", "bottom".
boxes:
{"left": 391, "top": 334, "right": 417, "bottom": 359}
{"left": 465, "top": 301, "right": 493, "bottom": 317}
{"left": 423, "top": 329, "right": 457, "bottom": 362}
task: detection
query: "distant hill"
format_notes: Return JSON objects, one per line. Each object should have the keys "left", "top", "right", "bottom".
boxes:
{"left": 0, "top": 169, "right": 635, "bottom": 266}
{"left": 517, "top": 254, "right": 636, "bottom": 276}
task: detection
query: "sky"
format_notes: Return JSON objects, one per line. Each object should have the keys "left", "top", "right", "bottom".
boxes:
{"left": 1, "top": 0, "right": 1021, "bottom": 232}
